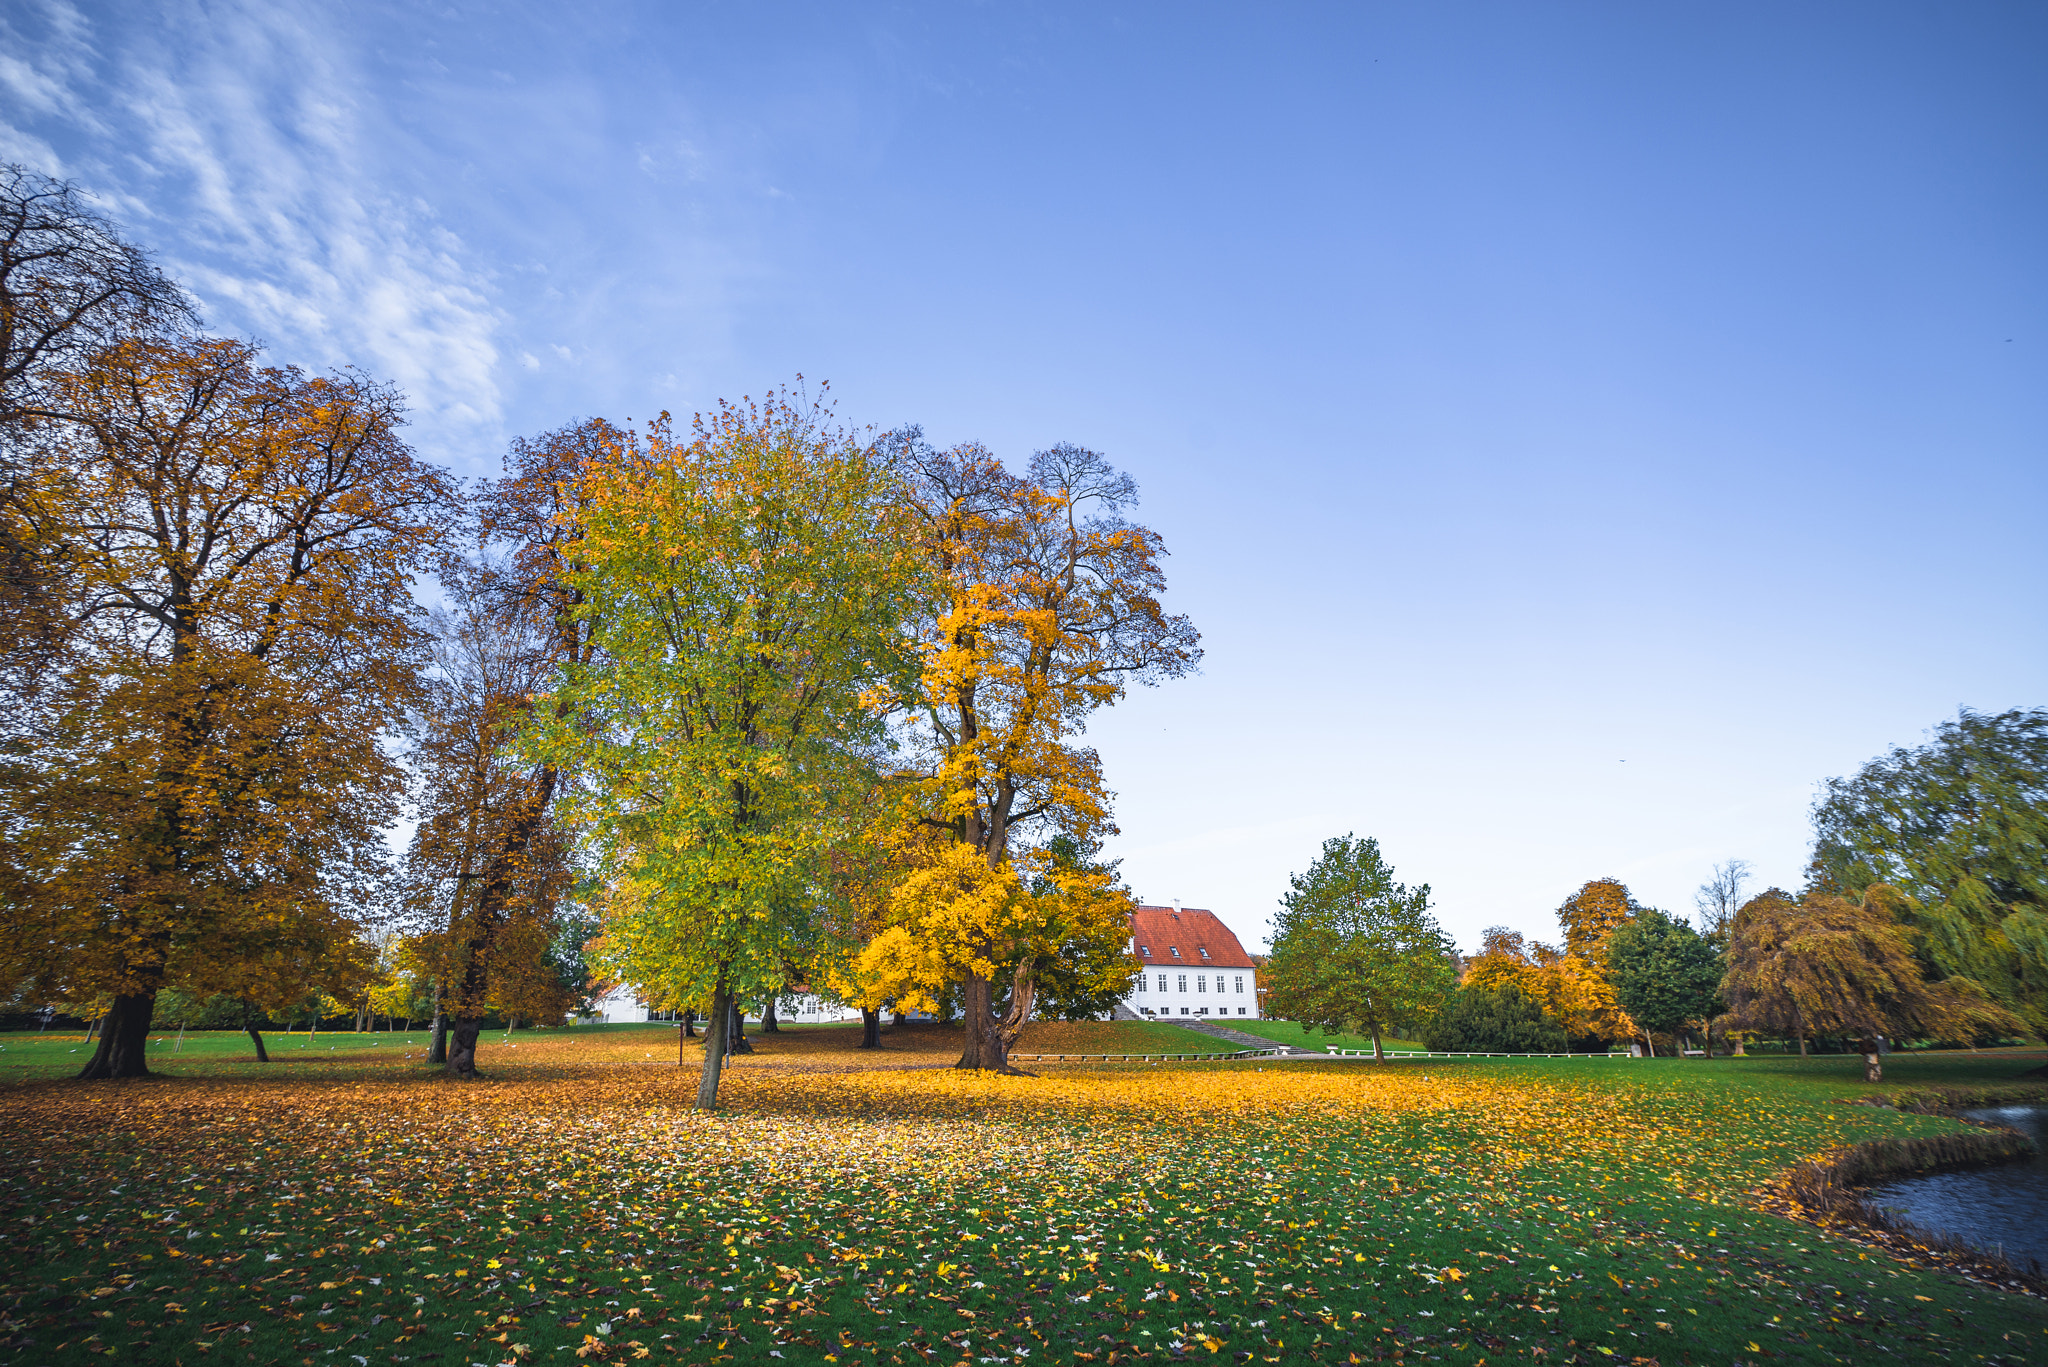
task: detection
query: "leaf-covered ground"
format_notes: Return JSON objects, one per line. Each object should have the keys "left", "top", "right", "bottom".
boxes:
{"left": 3, "top": 1024, "right": 2046, "bottom": 1365}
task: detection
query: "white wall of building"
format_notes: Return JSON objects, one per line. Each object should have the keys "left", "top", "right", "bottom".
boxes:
{"left": 1123, "top": 964, "right": 1260, "bottom": 1020}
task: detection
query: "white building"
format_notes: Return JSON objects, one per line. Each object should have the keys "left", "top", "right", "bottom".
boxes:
{"left": 1122, "top": 903, "right": 1261, "bottom": 1020}
{"left": 585, "top": 984, "right": 861, "bottom": 1025}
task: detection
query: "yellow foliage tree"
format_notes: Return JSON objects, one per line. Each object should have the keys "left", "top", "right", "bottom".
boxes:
{"left": 879, "top": 431, "right": 1197, "bottom": 1070}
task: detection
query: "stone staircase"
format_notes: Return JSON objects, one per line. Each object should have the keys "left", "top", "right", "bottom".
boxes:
{"left": 1172, "top": 1017, "right": 1301, "bottom": 1054}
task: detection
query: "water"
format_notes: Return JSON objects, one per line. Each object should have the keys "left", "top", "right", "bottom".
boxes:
{"left": 1863, "top": 1106, "right": 2048, "bottom": 1265}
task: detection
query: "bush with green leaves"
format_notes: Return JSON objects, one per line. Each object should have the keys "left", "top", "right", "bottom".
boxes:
{"left": 1422, "top": 982, "right": 1567, "bottom": 1053}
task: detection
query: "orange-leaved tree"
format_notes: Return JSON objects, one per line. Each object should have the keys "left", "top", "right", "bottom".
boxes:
{"left": 1720, "top": 885, "right": 2019, "bottom": 1080}
{"left": 2, "top": 335, "right": 457, "bottom": 1078}
{"left": 878, "top": 430, "right": 1198, "bottom": 1071}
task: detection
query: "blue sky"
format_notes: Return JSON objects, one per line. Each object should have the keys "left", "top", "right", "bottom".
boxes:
{"left": 5, "top": 1, "right": 2042, "bottom": 951}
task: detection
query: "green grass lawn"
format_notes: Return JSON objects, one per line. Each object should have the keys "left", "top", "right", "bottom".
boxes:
{"left": 3, "top": 1031, "right": 2046, "bottom": 1365}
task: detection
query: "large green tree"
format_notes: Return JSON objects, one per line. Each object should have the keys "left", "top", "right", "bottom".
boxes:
{"left": 1265, "top": 834, "right": 1454, "bottom": 1059}
{"left": 1606, "top": 908, "right": 1722, "bottom": 1057}
{"left": 526, "top": 391, "right": 918, "bottom": 1109}
{"left": 1812, "top": 707, "right": 2048, "bottom": 1031}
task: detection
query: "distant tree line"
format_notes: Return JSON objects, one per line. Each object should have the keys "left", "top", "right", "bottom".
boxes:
{"left": 1263, "top": 707, "right": 2044, "bottom": 1081}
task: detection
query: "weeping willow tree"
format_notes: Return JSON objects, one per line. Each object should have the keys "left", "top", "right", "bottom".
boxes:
{"left": 1812, "top": 708, "right": 2048, "bottom": 1033}
{"left": 1719, "top": 885, "right": 2019, "bottom": 1080}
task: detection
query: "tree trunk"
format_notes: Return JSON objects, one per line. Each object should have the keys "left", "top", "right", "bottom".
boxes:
{"left": 1641, "top": 1027, "right": 1654, "bottom": 1058}
{"left": 1370, "top": 1024, "right": 1386, "bottom": 1061}
{"left": 893, "top": 1009, "right": 907, "bottom": 1028}
{"left": 173, "top": 1022, "right": 186, "bottom": 1055}
{"left": 445, "top": 1016, "right": 483, "bottom": 1078}
{"left": 429, "top": 1006, "right": 449, "bottom": 1063}
{"left": 1861, "top": 1035, "right": 1882, "bottom": 1084}
{"left": 957, "top": 974, "right": 1000, "bottom": 1070}
{"left": 1797, "top": 1034, "right": 1808, "bottom": 1056}
{"left": 77, "top": 991, "right": 155, "bottom": 1079}
{"left": 1732, "top": 1033, "right": 1746, "bottom": 1057}
{"left": 859, "top": 1008, "right": 881, "bottom": 1049}
{"left": 682, "top": 1009, "right": 696, "bottom": 1039}
{"left": 726, "top": 999, "right": 753, "bottom": 1054}
{"left": 696, "top": 982, "right": 732, "bottom": 1110}
{"left": 760, "top": 997, "right": 780, "bottom": 1033}
{"left": 247, "top": 1025, "right": 269, "bottom": 1062}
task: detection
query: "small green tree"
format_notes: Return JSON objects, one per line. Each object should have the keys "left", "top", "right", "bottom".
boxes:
{"left": 1606, "top": 908, "right": 1722, "bottom": 1057}
{"left": 1422, "top": 982, "right": 1566, "bottom": 1053}
{"left": 1266, "top": 834, "right": 1454, "bottom": 1060}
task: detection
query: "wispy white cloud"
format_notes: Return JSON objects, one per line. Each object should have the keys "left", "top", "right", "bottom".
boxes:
{"left": 0, "top": 0, "right": 504, "bottom": 449}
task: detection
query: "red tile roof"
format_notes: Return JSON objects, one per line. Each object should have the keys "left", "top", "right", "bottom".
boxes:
{"left": 1129, "top": 905, "right": 1257, "bottom": 970}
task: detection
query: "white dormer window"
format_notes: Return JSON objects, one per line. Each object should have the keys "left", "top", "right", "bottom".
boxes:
{"left": 1169, "top": 947, "right": 1181, "bottom": 958}
{"left": 1139, "top": 944, "right": 1151, "bottom": 956}
{"left": 1198, "top": 948, "right": 1211, "bottom": 959}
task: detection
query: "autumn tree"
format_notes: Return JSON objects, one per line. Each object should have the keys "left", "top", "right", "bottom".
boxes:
{"left": 1026, "top": 835, "right": 1142, "bottom": 1022}
{"left": 1606, "top": 909, "right": 1722, "bottom": 1057}
{"left": 1812, "top": 707, "right": 2048, "bottom": 1032}
{"left": 1, "top": 166, "right": 195, "bottom": 711}
{"left": 0, "top": 335, "right": 455, "bottom": 1078}
{"left": 401, "top": 588, "right": 581, "bottom": 1075}
{"left": 1265, "top": 835, "right": 1454, "bottom": 1059}
{"left": 1720, "top": 884, "right": 2020, "bottom": 1081}
{"left": 1462, "top": 926, "right": 1630, "bottom": 1048}
{"left": 528, "top": 392, "right": 918, "bottom": 1109}
{"left": 879, "top": 429, "right": 1199, "bottom": 1071}
{"left": 400, "top": 417, "right": 626, "bottom": 1077}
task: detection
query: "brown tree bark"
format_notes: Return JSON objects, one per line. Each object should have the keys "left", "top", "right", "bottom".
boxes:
{"left": 76, "top": 991, "right": 154, "bottom": 1079}
{"left": 727, "top": 999, "right": 753, "bottom": 1054}
{"left": 760, "top": 997, "right": 780, "bottom": 1033}
{"left": 859, "top": 1008, "right": 881, "bottom": 1049}
{"left": 247, "top": 1025, "right": 269, "bottom": 1061}
{"left": 695, "top": 983, "right": 732, "bottom": 1110}
{"left": 681, "top": 1009, "right": 696, "bottom": 1038}
{"left": 1861, "top": 1034, "right": 1882, "bottom": 1084}
{"left": 446, "top": 1016, "right": 483, "bottom": 1079}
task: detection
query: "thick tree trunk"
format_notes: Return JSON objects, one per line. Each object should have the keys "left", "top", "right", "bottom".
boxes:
{"left": 859, "top": 1008, "right": 881, "bottom": 1049}
{"left": 957, "top": 970, "right": 1030, "bottom": 1073}
{"left": 1797, "top": 1035, "right": 1808, "bottom": 1056}
{"left": 726, "top": 999, "right": 753, "bottom": 1054}
{"left": 957, "top": 974, "right": 999, "bottom": 1070}
{"left": 1371, "top": 1024, "right": 1385, "bottom": 1062}
{"left": 1732, "top": 1033, "right": 1746, "bottom": 1057}
{"left": 892, "top": 1009, "right": 907, "bottom": 1028}
{"left": 247, "top": 1025, "right": 269, "bottom": 1062}
{"left": 1861, "top": 1035, "right": 1882, "bottom": 1084}
{"left": 429, "top": 1006, "right": 449, "bottom": 1063}
{"left": 446, "top": 1017, "right": 483, "bottom": 1079}
{"left": 760, "top": 997, "right": 780, "bottom": 1033}
{"left": 77, "top": 991, "right": 155, "bottom": 1079}
{"left": 696, "top": 983, "right": 732, "bottom": 1110}
{"left": 682, "top": 1009, "right": 696, "bottom": 1039}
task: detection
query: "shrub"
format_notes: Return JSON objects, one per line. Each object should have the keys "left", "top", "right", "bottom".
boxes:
{"left": 1423, "top": 983, "right": 1567, "bottom": 1053}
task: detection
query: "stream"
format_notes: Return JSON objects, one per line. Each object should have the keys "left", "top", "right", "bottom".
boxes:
{"left": 1863, "top": 1105, "right": 2048, "bottom": 1266}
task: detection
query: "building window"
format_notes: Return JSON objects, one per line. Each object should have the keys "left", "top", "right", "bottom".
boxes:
{"left": 1169, "top": 947, "right": 1181, "bottom": 958}
{"left": 1134, "top": 975, "right": 1145, "bottom": 993}
{"left": 1197, "top": 975, "right": 1207, "bottom": 993}
{"left": 1177, "top": 975, "right": 1187, "bottom": 993}
{"left": 1139, "top": 944, "right": 1150, "bottom": 956}
{"left": 1199, "top": 948, "right": 1210, "bottom": 959}
{"left": 1157, "top": 974, "right": 1168, "bottom": 993}
{"left": 1237, "top": 1007, "right": 1247, "bottom": 1016}
{"left": 1180, "top": 1007, "right": 1189, "bottom": 1015}
{"left": 1234, "top": 976, "right": 1244, "bottom": 994}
